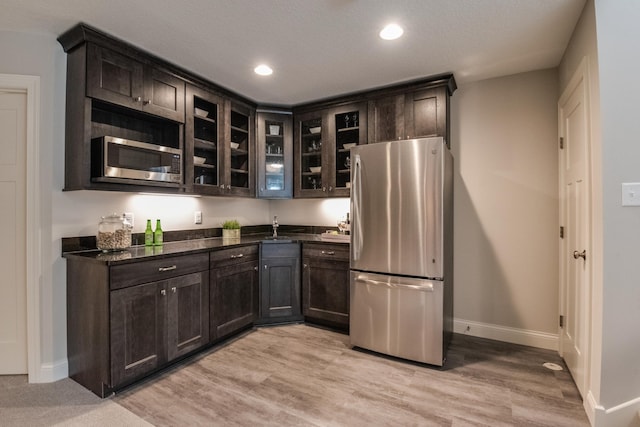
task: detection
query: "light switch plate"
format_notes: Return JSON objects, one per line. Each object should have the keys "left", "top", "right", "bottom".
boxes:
{"left": 621, "top": 183, "right": 640, "bottom": 206}
{"left": 194, "top": 211, "right": 202, "bottom": 224}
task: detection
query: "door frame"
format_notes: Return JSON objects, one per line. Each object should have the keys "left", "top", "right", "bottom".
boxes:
{"left": 0, "top": 74, "right": 41, "bottom": 382}
{"left": 557, "top": 57, "right": 592, "bottom": 392}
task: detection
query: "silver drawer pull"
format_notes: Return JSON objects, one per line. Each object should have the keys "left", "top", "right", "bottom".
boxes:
{"left": 160, "top": 289, "right": 166, "bottom": 296}
{"left": 230, "top": 254, "right": 244, "bottom": 259}
{"left": 171, "top": 287, "right": 176, "bottom": 293}
{"left": 158, "top": 265, "right": 177, "bottom": 272}
{"left": 321, "top": 250, "right": 335, "bottom": 255}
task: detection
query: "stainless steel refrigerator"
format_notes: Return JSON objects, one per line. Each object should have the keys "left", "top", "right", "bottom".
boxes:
{"left": 349, "top": 136, "right": 453, "bottom": 366}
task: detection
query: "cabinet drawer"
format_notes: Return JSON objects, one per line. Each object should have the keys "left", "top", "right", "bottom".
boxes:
{"left": 303, "top": 243, "right": 349, "bottom": 260}
{"left": 110, "top": 253, "right": 209, "bottom": 290}
{"left": 210, "top": 244, "right": 259, "bottom": 267}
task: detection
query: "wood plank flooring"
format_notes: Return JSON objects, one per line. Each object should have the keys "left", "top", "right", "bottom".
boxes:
{"left": 114, "top": 324, "right": 590, "bottom": 426}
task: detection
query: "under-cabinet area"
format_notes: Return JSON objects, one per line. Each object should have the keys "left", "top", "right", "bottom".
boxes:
{"left": 64, "top": 236, "right": 348, "bottom": 397}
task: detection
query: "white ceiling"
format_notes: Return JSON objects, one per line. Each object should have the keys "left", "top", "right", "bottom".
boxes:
{"left": 2, "top": 0, "right": 585, "bottom": 106}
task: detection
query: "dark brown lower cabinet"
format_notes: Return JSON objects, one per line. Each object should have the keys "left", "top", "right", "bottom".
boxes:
{"left": 210, "top": 245, "right": 259, "bottom": 340}
{"left": 302, "top": 242, "right": 350, "bottom": 330}
{"left": 66, "top": 253, "right": 209, "bottom": 397}
{"left": 259, "top": 243, "right": 302, "bottom": 324}
{"left": 110, "top": 271, "right": 209, "bottom": 388}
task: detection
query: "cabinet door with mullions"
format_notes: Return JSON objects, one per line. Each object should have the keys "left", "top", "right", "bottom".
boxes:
{"left": 257, "top": 111, "right": 293, "bottom": 198}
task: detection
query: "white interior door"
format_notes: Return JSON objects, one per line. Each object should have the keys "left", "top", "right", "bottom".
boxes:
{"left": 0, "top": 90, "right": 27, "bottom": 374}
{"left": 558, "top": 66, "right": 590, "bottom": 398}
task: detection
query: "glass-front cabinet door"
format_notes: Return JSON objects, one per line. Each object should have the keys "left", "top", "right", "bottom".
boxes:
{"left": 330, "top": 102, "right": 367, "bottom": 197}
{"left": 294, "top": 110, "right": 326, "bottom": 198}
{"left": 186, "top": 84, "right": 224, "bottom": 195}
{"left": 257, "top": 111, "right": 293, "bottom": 198}
{"left": 294, "top": 103, "right": 366, "bottom": 198}
{"left": 226, "top": 101, "right": 255, "bottom": 197}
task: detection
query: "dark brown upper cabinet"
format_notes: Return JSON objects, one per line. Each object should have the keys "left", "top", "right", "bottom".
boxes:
{"left": 87, "top": 44, "right": 185, "bottom": 123}
{"left": 256, "top": 110, "right": 293, "bottom": 199}
{"left": 224, "top": 100, "right": 256, "bottom": 197}
{"left": 294, "top": 102, "right": 366, "bottom": 198}
{"left": 368, "top": 80, "right": 455, "bottom": 146}
{"left": 185, "top": 84, "right": 225, "bottom": 195}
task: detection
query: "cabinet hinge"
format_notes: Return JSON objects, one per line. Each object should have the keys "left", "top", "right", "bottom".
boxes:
{"left": 559, "top": 315, "right": 564, "bottom": 328}
{"left": 559, "top": 137, "right": 564, "bottom": 149}
{"left": 560, "top": 226, "right": 564, "bottom": 239}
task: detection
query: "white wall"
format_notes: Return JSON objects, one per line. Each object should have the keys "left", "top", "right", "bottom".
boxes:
{"left": 450, "top": 69, "right": 560, "bottom": 341}
{"left": 591, "top": 0, "right": 640, "bottom": 424}
{"left": 0, "top": 30, "right": 63, "bottom": 378}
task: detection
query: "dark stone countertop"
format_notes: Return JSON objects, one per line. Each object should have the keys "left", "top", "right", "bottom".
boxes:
{"left": 62, "top": 233, "right": 349, "bottom": 265}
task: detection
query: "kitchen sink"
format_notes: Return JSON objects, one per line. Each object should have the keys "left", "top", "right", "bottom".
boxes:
{"left": 262, "top": 237, "right": 293, "bottom": 243}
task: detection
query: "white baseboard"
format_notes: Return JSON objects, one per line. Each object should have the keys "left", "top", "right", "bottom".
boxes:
{"left": 453, "top": 318, "right": 558, "bottom": 351}
{"left": 589, "top": 392, "right": 640, "bottom": 427}
{"left": 31, "top": 358, "right": 68, "bottom": 383}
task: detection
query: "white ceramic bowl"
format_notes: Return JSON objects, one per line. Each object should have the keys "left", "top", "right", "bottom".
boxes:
{"left": 309, "top": 126, "right": 321, "bottom": 134}
{"left": 194, "top": 108, "right": 208, "bottom": 118}
{"left": 193, "top": 156, "right": 206, "bottom": 165}
{"left": 309, "top": 166, "right": 321, "bottom": 173}
{"left": 343, "top": 143, "right": 356, "bottom": 149}
{"left": 230, "top": 142, "right": 240, "bottom": 149}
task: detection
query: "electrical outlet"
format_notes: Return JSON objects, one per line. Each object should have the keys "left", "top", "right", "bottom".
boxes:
{"left": 194, "top": 211, "right": 202, "bottom": 224}
{"left": 123, "top": 212, "right": 134, "bottom": 228}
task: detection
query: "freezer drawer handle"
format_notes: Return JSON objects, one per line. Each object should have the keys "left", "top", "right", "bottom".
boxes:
{"left": 321, "top": 250, "right": 335, "bottom": 255}
{"left": 230, "top": 254, "right": 244, "bottom": 259}
{"left": 359, "top": 278, "right": 434, "bottom": 292}
{"left": 158, "top": 265, "right": 177, "bottom": 272}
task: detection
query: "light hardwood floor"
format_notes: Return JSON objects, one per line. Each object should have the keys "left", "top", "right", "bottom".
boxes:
{"left": 113, "top": 324, "right": 589, "bottom": 426}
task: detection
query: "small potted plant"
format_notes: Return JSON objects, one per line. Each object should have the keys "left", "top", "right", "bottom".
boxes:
{"left": 222, "top": 219, "right": 241, "bottom": 239}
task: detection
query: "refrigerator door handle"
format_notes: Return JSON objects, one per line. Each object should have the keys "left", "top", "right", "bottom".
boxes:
{"left": 358, "top": 277, "right": 435, "bottom": 292}
{"left": 352, "top": 154, "right": 363, "bottom": 261}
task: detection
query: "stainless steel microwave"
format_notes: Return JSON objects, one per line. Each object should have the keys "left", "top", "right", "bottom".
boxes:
{"left": 91, "top": 136, "right": 182, "bottom": 186}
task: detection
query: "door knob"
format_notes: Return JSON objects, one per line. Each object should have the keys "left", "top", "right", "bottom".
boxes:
{"left": 573, "top": 250, "right": 586, "bottom": 261}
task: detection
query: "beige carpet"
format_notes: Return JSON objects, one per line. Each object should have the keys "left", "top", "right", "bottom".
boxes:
{"left": 0, "top": 375, "right": 150, "bottom": 426}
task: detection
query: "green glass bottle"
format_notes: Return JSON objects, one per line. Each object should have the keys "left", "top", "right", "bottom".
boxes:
{"left": 154, "top": 219, "right": 163, "bottom": 246}
{"left": 144, "top": 219, "right": 154, "bottom": 247}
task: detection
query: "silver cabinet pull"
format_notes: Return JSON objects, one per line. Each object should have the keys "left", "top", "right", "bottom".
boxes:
{"left": 303, "top": 263, "right": 308, "bottom": 268}
{"left": 220, "top": 184, "right": 225, "bottom": 189}
{"left": 134, "top": 96, "right": 142, "bottom": 102}
{"left": 227, "top": 184, "right": 231, "bottom": 190}
{"left": 158, "top": 265, "right": 177, "bottom": 272}
{"left": 160, "top": 289, "right": 166, "bottom": 296}
{"left": 322, "top": 186, "right": 326, "bottom": 192}
{"left": 171, "top": 287, "right": 176, "bottom": 293}
{"left": 321, "top": 250, "right": 335, "bottom": 255}
{"left": 143, "top": 99, "right": 150, "bottom": 105}
{"left": 264, "top": 265, "right": 268, "bottom": 269}
{"left": 230, "top": 254, "right": 244, "bottom": 259}
{"left": 254, "top": 266, "right": 258, "bottom": 271}
{"left": 329, "top": 186, "right": 333, "bottom": 192}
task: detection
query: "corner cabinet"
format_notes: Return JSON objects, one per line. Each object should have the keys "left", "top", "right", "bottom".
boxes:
{"left": 258, "top": 243, "right": 302, "bottom": 324}
{"left": 257, "top": 111, "right": 293, "bottom": 199}
{"left": 294, "top": 102, "right": 366, "bottom": 198}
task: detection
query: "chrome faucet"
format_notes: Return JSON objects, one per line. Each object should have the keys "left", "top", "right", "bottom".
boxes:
{"left": 272, "top": 215, "right": 279, "bottom": 238}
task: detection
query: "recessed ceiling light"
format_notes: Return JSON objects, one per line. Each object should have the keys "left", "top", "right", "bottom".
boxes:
{"left": 379, "top": 23, "right": 404, "bottom": 40}
{"left": 254, "top": 64, "right": 273, "bottom": 76}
